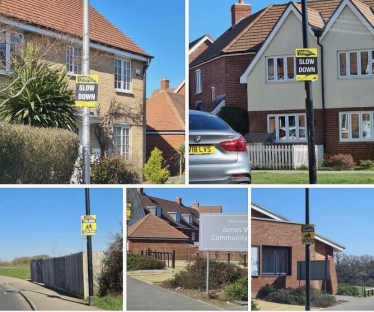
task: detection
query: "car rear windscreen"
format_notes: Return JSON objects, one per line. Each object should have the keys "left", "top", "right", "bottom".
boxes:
{"left": 189, "top": 114, "right": 231, "bottom": 131}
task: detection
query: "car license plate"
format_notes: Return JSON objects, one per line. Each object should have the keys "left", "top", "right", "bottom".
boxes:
{"left": 189, "top": 145, "right": 215, "bottom": 155}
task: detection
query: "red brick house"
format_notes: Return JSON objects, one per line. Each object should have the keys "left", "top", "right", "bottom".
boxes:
{"left": 127, "top": 188, "right": 246, "bottom": 261}
{"left": 251, "top": 202, "right": 345, "bottom": 297}
{"left": 190, "top": 0, "right": 374, "bottom": 163}
{"left": 146, "top": 78, "right": 185, "bottom": 176}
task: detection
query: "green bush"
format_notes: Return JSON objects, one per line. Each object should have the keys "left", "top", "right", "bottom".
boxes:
{"left": 91, "top": 156, "right": 140, "bottom": 184}
{"left": 336, "top": 283, "right": 360, "bottom": 297}
{"left": 217, "top": 106, "right": 249, "bottom": 136}
{"left": 225, "top": 276, "right": 248, "bottom": 301}
{"left": 143, "top": 147, "right": 170, "bottom": 184}
{"left": 257, "top": 283, "right": 277, "bottom": 299}
{"left": 357, "top": 160, "right": 374, "bottom": 170}
{"left": 127, "top": 254, "right": 166, "bottom": 271}
{"left": 251, "top": 300, "right": 259, "bottom": 310}
{"left": 327, "top": 154, "right": 355, "bottom": 170}
{"left": 0, "top": 123, "right": 79, "bottom": 183}
{"left": 162, "top": 259, "right": 247, "bottom": 290}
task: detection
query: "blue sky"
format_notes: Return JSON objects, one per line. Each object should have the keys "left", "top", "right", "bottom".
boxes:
{"left": 90, "top": 0, "right": 185, "bottom": 98}
{"left": 189, "top": 0, "right": 288, "bottom": 42}
{"left": 143, "top": 187, "right": 249, "bottom": 213}
{"left": 0, "top": 187, "right": 123, "bottom": 262}
{"left": 251, "top": 187, "right": 374, "bottom": 256}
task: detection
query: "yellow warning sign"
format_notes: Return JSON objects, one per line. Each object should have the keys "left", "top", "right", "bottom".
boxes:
{"left": 301, "top": 224, "right": 315, "bottom": 244}
{"left": 295, "top": 48, "right": 318, "bottom": 81}
{"left": 126, "top": 203, "right": 131, "bottom": 221}
{"left": 81, "top": 215, "right": 97, "bottom": 236}
{"left": 75, "top": 75, "right": 98, "bottom": 107}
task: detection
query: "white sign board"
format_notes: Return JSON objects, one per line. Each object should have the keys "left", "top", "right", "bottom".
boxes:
{"left": 199, "top": 213, "right": 248, "bottom": 251}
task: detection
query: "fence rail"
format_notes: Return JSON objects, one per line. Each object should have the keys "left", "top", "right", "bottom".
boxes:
{"left": 248, "top": 144, "right": 320, "bottom": 170}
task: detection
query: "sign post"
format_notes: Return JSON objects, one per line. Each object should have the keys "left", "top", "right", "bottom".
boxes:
{"left": 305, "top": 188, "right": 311, "bottom": 311}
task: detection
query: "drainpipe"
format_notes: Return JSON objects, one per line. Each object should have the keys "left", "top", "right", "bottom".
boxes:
{"left": 314, "top": 28, "right": 326, "bottom": 155}
{"left": 142, "top": 58, "right": 151, "bottom": 169}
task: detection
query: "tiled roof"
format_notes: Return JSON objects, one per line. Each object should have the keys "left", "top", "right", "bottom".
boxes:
{"left": 0, "top": 0, "right": 151, "bottom": 57}
{"left": 139, "top": 194, "right": 199, "bottom": 230}
{"left": 190, "top": 0, "right": 374, "bottom": 67}
{"left": 146, "top": 89, "right": 185, "bottom": 131}
{"left": 128, "top": 213, "right": 188, "bottom": 240}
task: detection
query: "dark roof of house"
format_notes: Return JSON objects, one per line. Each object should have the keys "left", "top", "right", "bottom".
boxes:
{"left": 139, "top": 193, "right": 199, "bottom": 230}
{"left": 0, "top": 0, "right": 151, "bottom": 58}
{"left": 190, "top": 0, "right": 374, "bottom": 68}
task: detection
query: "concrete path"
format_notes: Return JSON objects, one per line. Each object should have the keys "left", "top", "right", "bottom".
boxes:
{"left": 323, "top": 295, "right": 374, "bottom": 310}
{"left": 252, "top": 299, "right": 321, "bottom": 311}
{"left": 0, "top": 276, "right": 102, "bottom": 311}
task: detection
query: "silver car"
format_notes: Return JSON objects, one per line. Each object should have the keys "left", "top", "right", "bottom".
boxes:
{"left": 189, "top": 110, "right": 251, "bottom": 184}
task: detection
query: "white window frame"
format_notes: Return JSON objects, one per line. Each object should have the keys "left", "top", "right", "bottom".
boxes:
{"left": 0, "top": 31, "right": 24, "bottom": 72}
{"left": 339, "top": 111, "right": 373, "bottom": 141}
{"left": 113, "top": 123, "right": 130, "bottom": 160}
{"left": 195, "top": 69, "right": 202, "bottom": 93}
{"left": 211, "top": 86, "right": 215, "bottom": 101}
{"left": 66, "top": 46, "right": 82, "bottom": 75}
{"left": 266, "top": 55, "right": 296, "bottom": 82}
{"left": 268, "top": 113, "right": 307, "bottom": 142}
{"left": 114, "top": 58, "right": 131, "bottom": 92}
{"left": 338, "top": 50, "right": 374, "bottom": 78}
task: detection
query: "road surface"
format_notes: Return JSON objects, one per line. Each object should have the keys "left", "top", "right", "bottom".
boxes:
{"left": 0, "top": 280, "right": 31, "bottom": 311}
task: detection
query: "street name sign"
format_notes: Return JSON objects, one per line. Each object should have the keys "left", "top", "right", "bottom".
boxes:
{"left": 81, "top": 214, "right": 97, "bottom": 236}
{"left": 75, "top": 75, "right": 98, "bottom": 107}
{"left": 199, "top": 213, "right": 248, "bottom": 251}
{"left": 295, "top": 48, "right": 318, "bottom": 81}
{"left": 301, "top": 224, "right": 315, "bottom": 244}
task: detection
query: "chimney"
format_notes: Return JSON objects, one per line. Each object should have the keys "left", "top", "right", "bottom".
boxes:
{"left": 161, "top": 77, "right": 169, "bottom": 90}
{"left": 231, "top": 0, "right": 251, "bottom": 25}
{"left": 175, "top": 196, "right": 182, "bottom": 205}
{"left": 192, "top": 201, "right": 199, "bottom": 209}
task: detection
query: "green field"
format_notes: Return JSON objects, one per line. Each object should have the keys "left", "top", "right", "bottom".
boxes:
{"left": 252, "top": 171, "right": 374, "bottom": 184}
{"left": 0, "top": 265, "right": 30, "bottom": 279}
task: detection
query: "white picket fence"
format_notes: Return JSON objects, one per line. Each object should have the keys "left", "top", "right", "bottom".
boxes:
{"left": 247, "top": 144, "right": 321, "bottom": 170}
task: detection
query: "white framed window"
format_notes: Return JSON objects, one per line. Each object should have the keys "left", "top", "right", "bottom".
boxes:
{"left": 113, "top": 123, "right": 130, "bottom": 160}
{"left": 66, "top": 46, "right": 82, "bottom": 74}
{"left": 195, "top": 69, "right": 201, "bottom": 93}
{"left": 262, "top": 246, "right": 291, "bottom": 275}
{"left": 339, "top": 111, "right": 373, "bottom": 141}
{"left": 211, "top": 86, "right": 215, "bottom": 101}
{"left": 338, "top": 50, "right": 374, "bottom": 78}
{"left": 266, "top": 55, "right": 295, "bottom": 82}
{"left": 0, "top": 31, "right": 24, "bottom": 72}
{"left": 114, "top": 58, "right": 131, "bottom": 92}
{"left": 268, "top": 113, "right": 307, "bottom": 142}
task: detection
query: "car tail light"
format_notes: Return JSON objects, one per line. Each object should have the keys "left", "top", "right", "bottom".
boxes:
{"left": 220, "top": 136, "right": 247, "bottom": 152}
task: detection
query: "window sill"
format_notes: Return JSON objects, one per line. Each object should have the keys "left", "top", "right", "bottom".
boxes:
{"left": 115, "top": 88, "right": 133, "bottom": 95}
{"left": 261, "top": 274, "right": 290, "bottom": 277}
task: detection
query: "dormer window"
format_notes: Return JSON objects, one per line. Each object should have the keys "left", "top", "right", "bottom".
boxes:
{"left": 169, "top": 212, "right": 181, "bottom": 222}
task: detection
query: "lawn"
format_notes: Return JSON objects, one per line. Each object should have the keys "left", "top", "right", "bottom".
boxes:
{"left": 252, "top": 171, "right": 374, "bottom": 184}
{"left": 0, "top": 265, "right": 30, "bottom": 279}
{"left": 91, "top": 296, "right": 123, "bottom": 311}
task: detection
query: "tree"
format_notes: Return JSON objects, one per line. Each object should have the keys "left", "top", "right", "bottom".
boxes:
{"left": 143, "top": 147, "right": 170, "bottom": 184}
{"left": 171, "top": 142, "right": 185, "bottom": 183}
{"left": 0, "top": 42, "right": 80, "bottom": 130}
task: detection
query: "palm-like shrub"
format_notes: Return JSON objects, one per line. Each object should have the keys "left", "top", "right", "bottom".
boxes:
{"left": 0, "top": 42, "right": 80, "bottom": 130}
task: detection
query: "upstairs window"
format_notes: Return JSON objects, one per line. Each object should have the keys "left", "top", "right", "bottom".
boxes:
{"left": 0, "top": 31, "right": 24, "bottom": 72}
{"left": 195, "top": 69, "right": 202, "bottom": 93}
{"left": 114, "top": 58, "right": 131, "bottom": 92}
{"left": 340, "top": 111, "right": 373, "bottom": 141}
{"left": 339, "top": 50, "right": 374, "bottom": 78}
{"left": 66, "top": 46, "right": 82, "bottom": 74}
{"left": 266, "top": 56, "right": 295, "bottom": 82}
{"left": 113, "top": 123, "right": 130, "bottom": 160}
{"left": 268, "top": 114, "right": 307, "bottom": 142}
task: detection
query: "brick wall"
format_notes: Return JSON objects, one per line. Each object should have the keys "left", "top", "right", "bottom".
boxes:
{"left": 251, "top": 218, "right": 338, "bottom": 296}
{"left": 189, "top": 40, "right": 213, "bottom": 64}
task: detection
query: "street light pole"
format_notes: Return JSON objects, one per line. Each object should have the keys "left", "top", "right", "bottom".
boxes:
{"left": 305, "top": 188, "right": 311, "bottom": 311}
{"left": 301, "top": 0, "right": 317, "bottom": 184}
{"left": 82, "top": 0, "right": 90, "bottom": 184}
{"left": 85, "top": 188, "right": 94, "bottom": 306}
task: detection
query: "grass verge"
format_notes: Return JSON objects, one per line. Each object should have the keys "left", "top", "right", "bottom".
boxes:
{"left": 252, "top": 172, "right": 374, "bottom": 184}
{"left": 0, "top": 265, "right": 30, "bottom": 279}
{"left": 92, "top": 296, "right": 123, "bottom": 311}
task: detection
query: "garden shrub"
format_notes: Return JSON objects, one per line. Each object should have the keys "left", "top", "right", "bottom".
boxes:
{"left": 91, "top": 156, "right": 140, "bottom": 184}
{"left": 336, "top": 283, "right": 360, "bottom": 297}
{"left": 257, "top": 283, "right": 277, "bottom": 299}
{"left": 127, "top": 254, "right": 166, "bottom": 271}
{"left": 143, "top": 147, "right": 170, "bottom": 184}
{"left": 0, "top": 123, "right": 79, "bottom": 183}
{"left": 251, "top": 300, "right": 259, "bottom": 310}
{"left": 217, "top": 106, "right": 249, "bottom": 136}
{"left": 327, "top": 154, "right": 355, "bottom": 170}
{"left": 162, "top": 259, "right": 247, "bottom": 290}
{"left": 225, "top": 276, "right": 248, "bottom": 301}
{"left": 357, "top": 160, "right": 374, "bottom": 170}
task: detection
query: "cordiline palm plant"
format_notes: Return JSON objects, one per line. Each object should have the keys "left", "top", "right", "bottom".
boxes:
{"left": 0, "top": 42, "right": 80, "bottom": 130}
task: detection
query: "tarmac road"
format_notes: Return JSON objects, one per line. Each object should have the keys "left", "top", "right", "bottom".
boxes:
{"left": 127, "top": 276, "right": 221, "bottom": 311}
{"left": 322, "top": 295, "right": 374, "bottom": 311}
{"left": 0, "top": 282, "right": 31, "bottom": 311}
